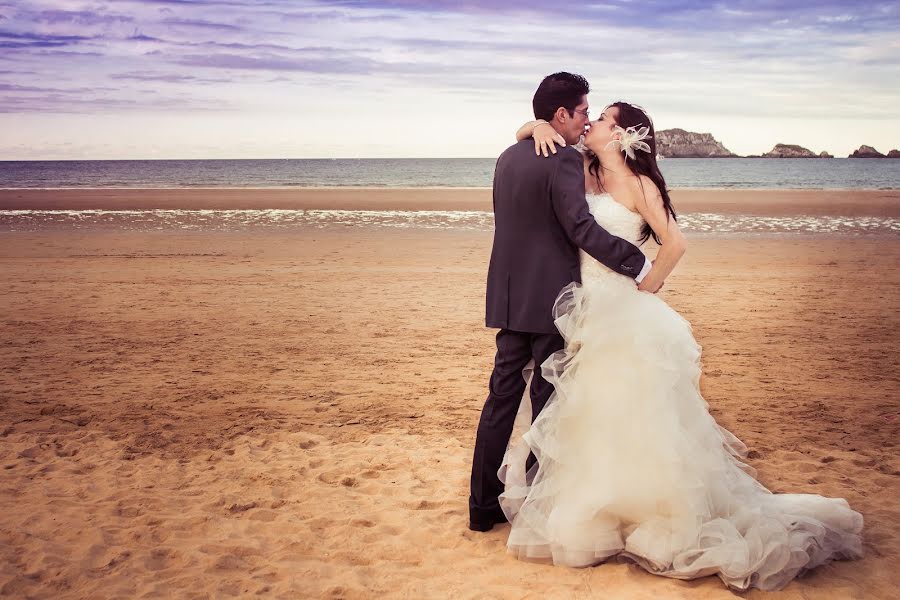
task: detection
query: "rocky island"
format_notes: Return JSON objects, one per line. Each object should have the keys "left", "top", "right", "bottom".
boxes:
{"left": 650, "top": 130, "right": 896, "bottom": 159}
{"left": 761, "top": 144, "right": 819, "bottom": 158}
{"left": 849, "top": 145, "right": 886, "bottom": 158}
{"left": 655, "top": 129, "right": 737, "bottom": 158}
{"left": 847, "top": 145, "right": 900, "bottom": 158}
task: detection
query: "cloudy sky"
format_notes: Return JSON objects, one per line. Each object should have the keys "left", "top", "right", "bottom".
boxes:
{"left": 1, "top": 0, "right": 898, "bottom": 159}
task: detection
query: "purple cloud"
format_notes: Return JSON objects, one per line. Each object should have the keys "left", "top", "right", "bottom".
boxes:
{"left": 0, "top": 82, "right": 111, "bottom": 93}
{"left": 161, "top": 17, "right": 246, "bottom": 31}
{"left": 323, "top": 0, "right": 900, "bottom": 33}
{"left": 0, "top": 30, "right": 89, "bottom": 43}
{"left": 172, "top": 52, "right": 377, "bottom": 74}
{"left": 187, "top": 40, "right": 369, "bottom": 54}
{"left": 0, "top": 40, "right": 69, "bottom": 48}
{"left": 31, "top": 49, "right": 104, "bottom": 57}
{"left": 111, "top": 71, "right": 232, "bottom": 83}
{"left": 140, "top": 0, "right": 265, "bottom": 5}
{"left": 0, "top": 90, "right": 232, "bottom": 113}
{"left": 128, "top": 32, "right": 163, "bottom": 42}
{"left": 34, "top": 10, "right": 134, "bottom": 26}
{"left": 276, "top": 9, "right": 405, "bottom": 23}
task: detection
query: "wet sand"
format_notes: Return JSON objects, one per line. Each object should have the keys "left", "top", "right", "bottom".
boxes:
{"left": 2, "top": 187, "right": 899, "bottom": 216}
{"left": 1, "top": 189, "right": 898, "bottom": 598}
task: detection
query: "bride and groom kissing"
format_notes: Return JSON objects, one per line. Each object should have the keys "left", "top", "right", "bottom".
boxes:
{"left": 467, "top": 72, "right": 863, "bottom": 591}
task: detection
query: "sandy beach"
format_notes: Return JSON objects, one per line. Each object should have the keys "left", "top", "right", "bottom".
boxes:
{"left": 1, "top": 189, "right": 899, "bottom": 599}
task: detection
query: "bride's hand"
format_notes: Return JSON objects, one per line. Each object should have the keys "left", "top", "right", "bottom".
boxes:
{"left": 534, "top": 122, "right": 566, "bottom": 157}
{"left": 637, "top": 278, "right": 664, "bottom": 294}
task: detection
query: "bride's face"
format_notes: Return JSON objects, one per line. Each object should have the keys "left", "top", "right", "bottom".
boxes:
{"left": 583, "top": 106, "right": 620, "bottom": 150}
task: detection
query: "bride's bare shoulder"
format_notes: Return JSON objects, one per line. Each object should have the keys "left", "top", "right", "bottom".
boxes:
{"left": 624, "top": 175, "right": 663, "bottom": 210}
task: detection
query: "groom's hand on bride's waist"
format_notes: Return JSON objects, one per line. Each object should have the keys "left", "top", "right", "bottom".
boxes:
{"left": 635, "top": 257, "right": 663, "bottom": 293}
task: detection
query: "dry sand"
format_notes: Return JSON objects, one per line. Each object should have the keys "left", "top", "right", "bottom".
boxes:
{"left": 1, "top": 189, "right": 898, "bottom": 599}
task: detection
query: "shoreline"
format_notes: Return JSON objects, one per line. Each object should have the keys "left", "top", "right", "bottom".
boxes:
{"left": 2, "top": 188, "right": 899, "bottom": 216}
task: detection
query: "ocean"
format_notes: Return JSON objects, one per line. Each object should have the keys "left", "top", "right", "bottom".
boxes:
{"left": 2, "top": 159, "right": 898, "bottom": 236}
{"left": 1, "top": 158, "right": 899, "bottom": 189}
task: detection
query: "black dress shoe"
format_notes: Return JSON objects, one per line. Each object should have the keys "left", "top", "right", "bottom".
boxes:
{"left": 468, "top": 509, "right": 508, "bottom": 532}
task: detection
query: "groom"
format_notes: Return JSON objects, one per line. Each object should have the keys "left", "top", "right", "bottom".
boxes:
{"left": 468, "top": 72, "right": 652, "bottom": 532}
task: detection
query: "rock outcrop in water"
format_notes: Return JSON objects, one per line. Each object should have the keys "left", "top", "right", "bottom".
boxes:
{"left": 761, "top": 144, "right": 818, "bottom": 158}
{"left": 848, "top": 145, "right": 886, "bottom": 158}
{"left": 651, "top": 133, "right": 894, "bottom": 159}
{"left": 655, "top": 129, "right": 737, "bottom": 158}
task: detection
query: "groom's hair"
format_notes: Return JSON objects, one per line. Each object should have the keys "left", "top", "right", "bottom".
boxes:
{"left": 532, "top": 72, "right": 590, "bottom": 122}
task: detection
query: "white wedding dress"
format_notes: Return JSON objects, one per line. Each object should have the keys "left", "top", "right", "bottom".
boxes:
{"left": 498, "top": 193, "right": 863, "bottom": 591}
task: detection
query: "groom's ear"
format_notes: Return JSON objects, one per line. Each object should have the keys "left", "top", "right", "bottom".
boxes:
{"left": 554, "top": 106, "right": 568, "bottom": 123}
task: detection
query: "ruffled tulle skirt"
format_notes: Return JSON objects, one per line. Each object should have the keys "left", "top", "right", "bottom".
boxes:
{"left": 498, "top": 277, "right": 863, "bottom": 591}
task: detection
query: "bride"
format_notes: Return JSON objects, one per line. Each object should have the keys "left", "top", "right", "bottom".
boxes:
{"left": 497, "top": 101, "right": 864, "bottom": 591}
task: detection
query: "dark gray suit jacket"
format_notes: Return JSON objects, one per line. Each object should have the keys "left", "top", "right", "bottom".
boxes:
{"left": 485, "top": 140, "right": 647, "bottom": 334}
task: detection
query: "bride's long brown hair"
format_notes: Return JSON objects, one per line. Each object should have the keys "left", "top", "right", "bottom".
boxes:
{"left": 587, "top": 101, "right": 676, "bottom": 245}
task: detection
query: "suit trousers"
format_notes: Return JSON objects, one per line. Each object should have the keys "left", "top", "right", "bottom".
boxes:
{"left": 469, "top": 328, "right": 565, "bottom": 518}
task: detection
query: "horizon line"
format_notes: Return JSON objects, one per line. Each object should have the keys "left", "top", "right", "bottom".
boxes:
{"left": 0, "top": 156, "right": 877, "bottom": 162}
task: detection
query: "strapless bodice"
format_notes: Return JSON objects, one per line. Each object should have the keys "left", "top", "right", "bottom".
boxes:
{"left": 585, "top": 193, "right": 646, "bottom": 243}
{"left": 580, "top": 193, "right": 647, "bottom": 286}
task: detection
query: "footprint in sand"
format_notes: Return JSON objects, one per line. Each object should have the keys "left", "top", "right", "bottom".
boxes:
{"left": 316, "top": 470, "right": 364, "bottom": 489}
{"left": 54, "top": 444, "right": 78, "bottom": 458}
{"left": 336, "top": 553, "right": 373, "bottom": 567}
{"left": 212, "top": 554, "right": 250, "bottom": 571}
{"left": 326, "top": 586, "right": 351, "bottom": 599}
{"left": 350, "top": 518, "right": 376, "bottom": 528}
{"left": 17, "top": 445, "right": 43, "bottom": 459}
{"left": 116, "top": 504, "right": 143, "bottom": 518}
{"left": 143, "top": 547, "right": 181, "bottom": 571}
{"left": 404, "top": 499, "right": 443, "bottom": 511}
{"left": 228, "top": 501, "right": 258, "bottom": 514}
{"left": 89, "top": 550, "right": 132, "bottom": 574}
{"left": 377, "top": 523, "right": 403, "bottom": 536}
{"left": 316, "top": 472, "right": 338, "bottom": 484}
{"left": 248, "top": 510, "right": 278, "bottom": 522}
{"left": 409, "top": 476, "right": 437, "bottom": 494}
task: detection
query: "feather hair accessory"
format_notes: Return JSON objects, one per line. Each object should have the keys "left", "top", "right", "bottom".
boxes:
{"left": 604, "top": 125, "right": 652, "bottom": 160}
